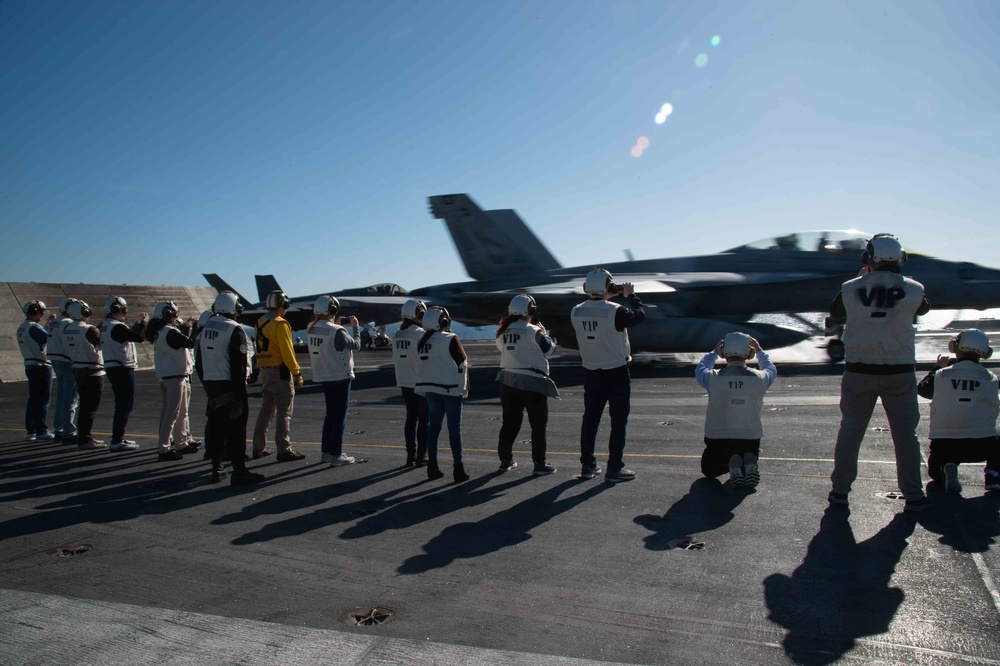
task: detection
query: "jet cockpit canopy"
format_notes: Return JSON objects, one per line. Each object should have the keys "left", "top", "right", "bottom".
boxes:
{"left": 725, "top": 230, "right": 873, "bottom": 254}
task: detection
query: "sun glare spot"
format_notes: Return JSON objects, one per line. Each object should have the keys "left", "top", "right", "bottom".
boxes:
{"left": 637, "top": 136, "right": 650, "bottom": 149}
{"left": 631, "top": 145, "right": 643, "bottom": 158}
{"left": 695, "top": 53, "right": 708, "bottom": 68}
{"left": 710, "top": 35, "right": 721, "bottom": 47}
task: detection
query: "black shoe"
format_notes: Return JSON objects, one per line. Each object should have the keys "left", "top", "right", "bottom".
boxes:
{"left": 185, "top": 439, "right": 203, "bottom": 449}
{"left": 427, "top": 461, "right": 444, "bottom": 480}
{"left": 175, "top": 444, "right": 200, "bottom": 455}
{"left": 210, "top": 469, "right": 229, "bottom": 483}
{"left": 454, "top": 463, "right": 470, "bottom": 483}
{"left": 276, "top": 449, "right": 306, "bottom": 462}
{"left": 158, "top": 450, "right": 184, "bottom": 461}
{"left": 230, "top": 470, "right": 265, "bottom": 485}
{"left": 414, "top": 454, "right": 428, "bottom": 467}
{"left": 405, "top": 453, "right": 416, "bottom": 467}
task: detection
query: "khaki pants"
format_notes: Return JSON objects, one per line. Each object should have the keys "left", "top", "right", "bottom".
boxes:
{"left": 253, "top": 366, "right": 294, "bottom": 454}
{"left": 158, "top": 376, "right": 191, "bottom": 453}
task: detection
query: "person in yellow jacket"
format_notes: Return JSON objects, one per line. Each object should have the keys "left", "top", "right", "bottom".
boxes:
{"left": 251, "top": 291, "right": 306, "bottom": 462}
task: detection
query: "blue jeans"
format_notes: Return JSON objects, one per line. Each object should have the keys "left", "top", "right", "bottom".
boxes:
{"left": 424, "top": 392, "right": 463, "bottom": 464}
{"left": 580, "top": 366, "right": 631, "bottom": 471}
{"left": 51, "top": 360, "right": 78, "bottom": 437}
{"left": 24, "top": 365, "right": 52, "bottom": 435}
{"left": 401, "top": 387, "right": 428, "bottom": 457}
{"left": 321, "top": 379, "right": 352, "bottom": 456}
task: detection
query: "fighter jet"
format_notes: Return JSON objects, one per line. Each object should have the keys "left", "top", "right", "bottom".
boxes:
{"left": 202, "top": 273, "right": 410, "bottom": 331}
{"left": 412, "top": 194, "right": 1000, "bottom": 358}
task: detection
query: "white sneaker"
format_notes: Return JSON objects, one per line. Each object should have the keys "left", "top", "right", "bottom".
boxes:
{"left": 330, "top": 454, "right": 356, "bottom": 467}
{"left": 35, "top": 432, "right": 56, "bottom": 442}
{"left": 321, "top": 452, "right": 335, "bottom": 463}
{"left": 109, "top": 439, "right": 140, "bottom": 452}
{"left": 25, "top": 433, "right": 36, "bottom": 442}
{"left": 743, "top": 452, "right": 760, "bottom": 488}
{"left": 943, "top": 462, "right": 962, "bottom": 494}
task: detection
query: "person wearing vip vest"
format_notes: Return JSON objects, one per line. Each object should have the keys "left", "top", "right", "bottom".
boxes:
{"left": 393, "top": 299, "right": 429, "bottom": 468}
{"left": 147, "top": 301, "right": 201, "bottom": 461}
{"left": 307, "top": 295, "right": 361, "bottom": 467}
{"left": 570, "top": 268, "right": 645, "bottom": 483}
{"left": 828, "top": 233, "right": 932, "bottom": 512}
{"left": 195, "top": 291, "right": 264, "bottom": 485}
{"left": 252, "top": 290, "right": 306, "bottom": 462}
{"left": 47, "top": 298, "right": 80, "bottom": 443}
{"left": 100, "top": 296, "right": 149, "bottom": 452}
{"left": 414, "top": 306, "right": 470, "bottom": 482}
{"left": 17, "top": 300, "right": 56, "bottom": 442}
{"left": 495, "top": 294, "right": 559, "bottom": 475}
{"left": 62, "top": 300, "right": 107, "bottom": 449}
{"left": 696, "top": 333, "right": 776, "bottom": 489}
{"left": 916, "top": 329, "right": 1000, "bottom": 495}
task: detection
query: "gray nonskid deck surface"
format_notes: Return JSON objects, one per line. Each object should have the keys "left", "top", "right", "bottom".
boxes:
{"left": 1, "top": 341, "right": 999, "bottom": 665}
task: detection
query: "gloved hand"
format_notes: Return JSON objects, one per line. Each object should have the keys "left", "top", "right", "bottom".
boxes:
{"left": 293, "top": 373, "right": 304, "bottom": 390}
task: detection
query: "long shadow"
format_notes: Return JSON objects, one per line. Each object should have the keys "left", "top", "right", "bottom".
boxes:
{"left": 763, "top": 507, "right": 917, "bottom": 665}
{"left": 397, "top": 479, "right": 610, "bottom": 575}
{"left": 231, "top": 471, "right": 532, "bottom": 545}
{"left": 916, "top": 483, "right": 1000, "bottom": 553}
{"left": 633, "top": 477, "right": 748, "bottom": 550}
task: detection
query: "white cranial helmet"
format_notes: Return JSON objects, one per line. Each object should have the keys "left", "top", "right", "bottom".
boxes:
{"left": 313, "top": 295, "right": 340, "bottom": 316}
{"left": 721, "top": 332, "right": 754, "bottom": 360}
{"left": 104, "top": 296, "right": 128, "bottom": 315}
{"left": 68, "top": 300, "right": 91, "bottom": 320}
{"left": 197, "top": 310, "right": 214, "bottom": 328}
{"left": 507, "top": 294, "right": 536, "bottom": 317}
{"left": 401, "top": 299, "right": 426, "bottom": 322}
{"left": 58, "top": 297, "right": 76, "bottom": 314}
{"left": 951, "top": 329, "right": 993, "bottom": 359}
{"left": 584, "top": 268, "right": 616, "bottom": 297}
{"left": 212, "top": 291, "right": 241, "bottom": 316}
{"left": 865, "top": 234, "right": 906, "bottom": 265}
{"left": 422, "top": 307, "right": 450, "bottom": 332}
{"left": 22, "top": 300, "right": 46, "bottom": 316}
{"left": 153, "top": 301, "right": 178, "bottom": 320}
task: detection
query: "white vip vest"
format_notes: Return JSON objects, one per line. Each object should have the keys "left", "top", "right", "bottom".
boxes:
{"left": 704, "top": 365, "right": 769, "bottom": 439}
{"left": 393, "top": 325, "right": 425, "bottom": 388}
{"left": 46, "top": 316, "right": 72, "bottom": 362}
{"left": 309, "top": 321, "right": 355, "bottom": 382}
{"left": 199, "top": 316, "right": 250, "bottom": 381}
{"left": 16, "top": 320, "right": 49, "bottom": 367}
{"left": 841, "top": 271, "right": 924, "bottom": 365}
{"left": 100, "top": 319, "right": 138, "bottom": 369}
{"left": 496, "top": 320, "right": 551, "bottom": 377}
{"left": 63, "top": 320, "right": 103, "bottom": 369}
{"left": 929, "top": 363, "right": 1000, "bottom": 439}
{"left": 571, "top": 299, "right": 631, "bottom": 370}
{"left": 415, "top": 331, "right": 469, "bottom": 397}
{"left": 154, "top": 324, "right": 194, "bottom": 379}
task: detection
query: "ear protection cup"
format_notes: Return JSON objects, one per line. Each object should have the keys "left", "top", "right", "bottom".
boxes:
{"left": 105, "top": 296, "right": 128, "bottom": 315}
{"left": 862, "top": 233, "right": 906, "bottom": 266}
{"left": 69, "top": 300, "right": 92, "bottom": 320}
{"left": 313, "top": 295, "right": 340, "bottom": 316}
{"left": 153, "top": 301, "right": 178, "bottom": 321}
{"left": 584, "top": 268, "right": 619, "bottom": 296}
{"left": 507, "top": 294, "right": 537, "bottom": 317}
{"left": 423, "top": 306, "right": 452, "bottom": 332}
{"left": 401, "top": 299, "right": 427, "bottom": 322}
{"left": 951, "top": 330, "right": 993, "bottom": 358}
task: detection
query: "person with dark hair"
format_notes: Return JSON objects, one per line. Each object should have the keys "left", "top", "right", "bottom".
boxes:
{"left": 393, "top": 299, "right": 429, "bottom": 467}
{"left": 16, "top": 299, "right": 55, "bottom": 442}
{"left": 414, "top": 306, "right": 470, "bottom": 482}
{"left": 495, "top": 294, "right": 558, "bottom": 475}
{"left": 917, "top": 329, "right": 1000, "bottom": 494}
{"left": 100, "top": 296, "right": 149, "bottom": 451}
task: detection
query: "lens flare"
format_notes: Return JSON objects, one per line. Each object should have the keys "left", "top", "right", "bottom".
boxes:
{"left": 655, "top": 102, "right": 674, "bottom": 125}
{"left": 637, "top": 136, "right": 650, "bottom": 149}
{"left": 710, "top": 35, "right": 721, "bottom": 47}
{"left": 695, "top": 53, "right": 708, "bottom": 68}
{"left": 631, "top": 145, "right": 643, "bottom": 158}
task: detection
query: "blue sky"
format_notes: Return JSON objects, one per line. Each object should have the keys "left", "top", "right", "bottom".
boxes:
{"left": 2, "top": 1, "right": 998, "bottom": 301}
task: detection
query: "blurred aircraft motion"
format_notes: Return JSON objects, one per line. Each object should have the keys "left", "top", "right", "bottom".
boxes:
{"left": 202, "top": 273, "right": 410, "bottom": 331}
{"left": 410, "top": 194, "right": 1000, "bottom": 359}
{"left": 204, "top": 194, "right": 1000, "bottom": 359}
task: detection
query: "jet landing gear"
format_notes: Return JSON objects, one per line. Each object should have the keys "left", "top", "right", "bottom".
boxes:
{"left": 826, "top": 339, "right": 845, "bottom": 362}
{"left": 824, "top": 316, "right": 846, "bottom": 362}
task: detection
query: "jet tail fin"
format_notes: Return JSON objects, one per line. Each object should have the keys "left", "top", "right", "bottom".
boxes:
{"left": 428, "top": 194, "right": 561, "bottom": 282}
{"left": 203, "top": 274, "right": 252, "bottom": 309}
{"left": 254, "top": 275, "right": 283, "bottom": 302}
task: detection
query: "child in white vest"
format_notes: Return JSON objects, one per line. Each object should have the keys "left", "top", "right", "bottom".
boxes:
{"left": 695, "top": 333, "right": 777, "bottom": 489}
{"left": 917, "top": 329, "right": 1000, "bottom": 494}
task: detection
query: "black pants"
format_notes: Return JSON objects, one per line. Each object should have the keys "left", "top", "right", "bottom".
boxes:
{"left": 105, "top": 367, "right": 135, "bottom": 442}
{"left": 927, "top": 436, "right": 1000, "bottom": 482}
{"left": 72, "top": 371, "right": 104, "bottom": 443}
{"left": 203, "top": 380, "right": 249, "bottom": 473}
{"left": 701, "top": 437, "right": 761, "bottom": 477}
{"left": 580, "top": 366, "right": 630, "bottom": 471}
{"left": 401, "top": 387, "right": 428, "bottom": 458}
{"left": 498, "top": 383, "right": 549, "bottom": 464}
{"left": 24, "top": 365, "right": 52, "bottom": 435}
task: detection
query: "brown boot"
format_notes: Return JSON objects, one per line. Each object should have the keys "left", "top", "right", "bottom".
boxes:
{"left": 453, "top": 462, "right": 470, "bottom": 483}
{"left": 427, "top": 461, "right": 444, "bottom": 480}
